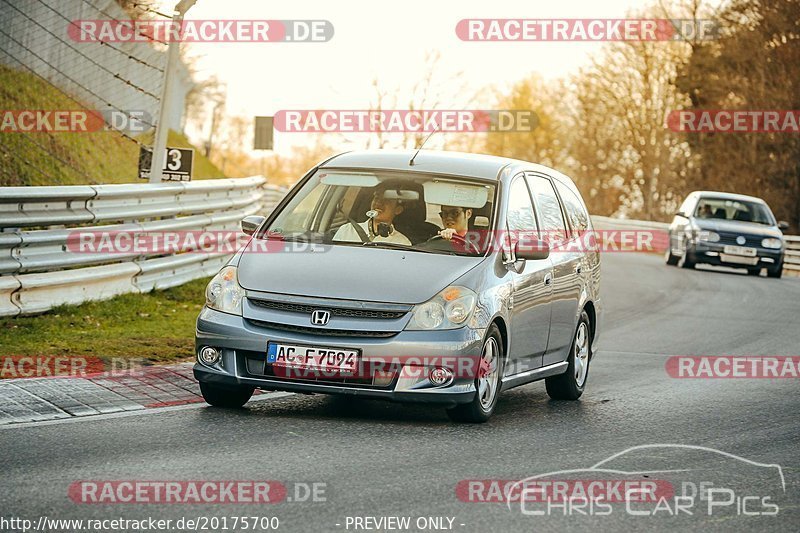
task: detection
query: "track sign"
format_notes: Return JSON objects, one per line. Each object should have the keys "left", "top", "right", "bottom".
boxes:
{"left": 254, "top": 116, "right": 274, "bottom": 150}
{"left": 138, "top": 146, "right": 194, "bottom": 181}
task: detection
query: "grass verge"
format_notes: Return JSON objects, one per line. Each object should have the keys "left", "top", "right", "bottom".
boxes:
{"left": 0, "top": 277, "right": 209, "bottom": 363}
{"left": 0, "top": 64, "right": 224, "bottom": 185}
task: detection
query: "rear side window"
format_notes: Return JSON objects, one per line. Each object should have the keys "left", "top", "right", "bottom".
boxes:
{"left": 526, "top": 175, "right": 568, "bottom": 244}
{"left": 554, "top": 181, "right": 590, "bottom": 233}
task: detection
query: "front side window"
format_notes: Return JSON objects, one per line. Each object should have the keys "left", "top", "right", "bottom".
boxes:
{"left": 526, "top": 175, "right": 569, "bottom": 244}
{"left": 506, "top": 177, "right": 537, "bottom": 232}
{"left": 263, "top": 170, "right": 496, "bottom": 256}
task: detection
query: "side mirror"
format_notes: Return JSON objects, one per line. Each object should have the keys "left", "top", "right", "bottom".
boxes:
{"left": 778, "top": 221, "right": 790, "bottom": 231}
{"left": 241, "top": 215, "right": 266, "bottom": 236}
{"left": 675, "top": 211, "right": 687, "bottom": 218}
{"left": 515, "top": 240, "right": 550, "bottom": 261}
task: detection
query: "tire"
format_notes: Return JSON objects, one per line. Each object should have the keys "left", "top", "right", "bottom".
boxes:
{"left": 199, "top": 381, "right": 254, "bottom": 408}
{"left": 747, "top": 268, "right": 761, "bottom": 276}
{"left": 665, "top": 234, "right": 679, "bottom": 266}
{"left": 678, "top": 245, "right": 695, "bottom": 269}
{"left": 546, "top": 311, "right": 591, "bottom": 401}
{"left": 446, "top": 324, "right": 504, "bottom": 423}
{"left": 767, "top": 264, "right": 783, "bottom": 279}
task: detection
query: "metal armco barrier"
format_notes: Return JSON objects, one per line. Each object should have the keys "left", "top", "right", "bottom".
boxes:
{"left": 0, "top": 195, "right": 794, "bottom": 317}
{"left": 0, "top": 178, "right": 288, "bottom": 316}
{"left": 784, "top": 236, "right": 800, "bottom": 273}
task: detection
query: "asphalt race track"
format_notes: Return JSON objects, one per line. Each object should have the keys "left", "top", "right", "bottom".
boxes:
{"left": 1, "top": 252, "right": 798, "bottom": 532}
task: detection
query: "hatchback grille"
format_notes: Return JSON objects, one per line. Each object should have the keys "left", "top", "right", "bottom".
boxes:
{"left": 247, "top": 319, "right": 398, "bottom": 338}
{"left": 249, "top": 299, "right": 406, "bottom": 320}
{"left": 717, "top": 233, "right": 762, "bottom": 247}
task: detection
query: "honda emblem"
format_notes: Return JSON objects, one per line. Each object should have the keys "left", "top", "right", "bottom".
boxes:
{"left": 310, "top": 310, "right": 330, "bottom": 326}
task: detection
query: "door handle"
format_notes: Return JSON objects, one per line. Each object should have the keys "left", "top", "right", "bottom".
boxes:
{"left": 544, "top": 273, "right": 552, "bottom": 286}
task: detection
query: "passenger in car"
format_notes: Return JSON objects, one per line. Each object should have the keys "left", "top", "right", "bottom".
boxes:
{"left": 333, "top": 186, "right": 412, "bottom": 245}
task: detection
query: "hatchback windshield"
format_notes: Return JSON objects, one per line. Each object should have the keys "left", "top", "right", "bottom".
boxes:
{"left": 262, "top": 170, "right": 497, "bottom": 256}
{"left": 694, "top": 197, "right": 775, "bottom": 225}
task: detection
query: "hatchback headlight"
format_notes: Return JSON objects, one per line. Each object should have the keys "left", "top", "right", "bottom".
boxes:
{"left": 205, "top": 266, "right": 244, "bottom": 315}
{"left": 697, "top": 231, "right": 720, "bottom": 242}
{"left": 406, "top": 286, "right": 477, "bottom": 330}
{"left": 762, "top": 237, "right": 782, "bottom": 249}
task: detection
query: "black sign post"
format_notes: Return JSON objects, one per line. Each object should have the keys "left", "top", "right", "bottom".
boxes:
{"left": 138, "top": 147, "right": 194, "bottom": 182}
{"left": 254, "top": 116, "right": 274, "bottom": 150}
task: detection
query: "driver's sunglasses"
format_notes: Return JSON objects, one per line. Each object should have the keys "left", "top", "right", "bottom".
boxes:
{"left": 439, "top": 208, "right": 464, "bottom": 219}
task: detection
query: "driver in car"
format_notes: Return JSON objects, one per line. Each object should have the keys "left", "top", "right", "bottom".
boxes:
{"left": 438, "top": 205, "right": 473, "bottom": 240}
{"left": 333, "top": 185, "right": 412, "bottom": 245}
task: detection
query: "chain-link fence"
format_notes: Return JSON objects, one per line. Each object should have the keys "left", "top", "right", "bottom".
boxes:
{"left": 0, "top": 0, "right": 193, "bottom": 186}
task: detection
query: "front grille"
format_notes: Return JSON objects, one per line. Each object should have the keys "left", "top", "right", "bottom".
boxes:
{"left": 247, "top": 319, "right": 398, "bottom": 338}
{"left": 240, "top": 351, "right": 395, "bottom": 389}
{"left": 249, "top": 298, "right": 406, "bottom": 320}
{"left": 717, "top": 233, "right": 762, "bottom": 247}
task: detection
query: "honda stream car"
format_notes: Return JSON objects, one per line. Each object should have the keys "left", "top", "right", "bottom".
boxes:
{"left": 666, "top": 191, "right": 788, "bottom": 278}
{"left": 194, "top": 150, "right": 602, "bottom": 422}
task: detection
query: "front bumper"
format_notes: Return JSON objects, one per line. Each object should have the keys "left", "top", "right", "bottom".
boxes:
{"left": 690, "top": 242, "right": 783, "bottom": 268}
{"left": 194, "top": 307, "right": 484, "bottom": 406}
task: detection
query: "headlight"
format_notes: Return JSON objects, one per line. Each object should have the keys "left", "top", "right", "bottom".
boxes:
{"left": 205, "top": 266, "right": 244, "bottom": 315}
{"left": 697, "top": 231, "right": 720, "bottom": 242}
{"left": 406, "top": 286, "right": 477, "bottom": 330}
{"left": 762, "top": 237, "right": 782, "bottom": 249}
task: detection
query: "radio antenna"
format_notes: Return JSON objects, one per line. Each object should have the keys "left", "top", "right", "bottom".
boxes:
{"left": 409, "top": 122, "right": 440, "bottom": 166}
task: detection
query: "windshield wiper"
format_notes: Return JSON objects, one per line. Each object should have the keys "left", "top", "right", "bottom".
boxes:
{"left": 360, "top": 241, "right": 452, "bottom": 255}
{"left": 263, "top": 231, "right": 323, "bottom": 243}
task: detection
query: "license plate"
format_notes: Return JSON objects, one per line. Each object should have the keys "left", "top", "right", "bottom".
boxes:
{"left": 266, "top": 342, "right": 359, "bottom": 374}
{"left": 723, "top": 245, "right": 756, "bottom": 257}
{"left": 720, "top": 254, "right": 759, "bottom": 265}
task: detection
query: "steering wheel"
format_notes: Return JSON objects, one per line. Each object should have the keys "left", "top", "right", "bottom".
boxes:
{"left": 427, "top": 233, "right": 481, "bottom": 255}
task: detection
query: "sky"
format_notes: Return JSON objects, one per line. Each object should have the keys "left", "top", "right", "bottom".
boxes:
{"left": 152, "top": 0, "right": 685, "bottom": 153}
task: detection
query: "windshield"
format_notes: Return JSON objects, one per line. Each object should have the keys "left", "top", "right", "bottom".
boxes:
{"left": 262, "top": 170, "right": 497, "bottom": 256}
{"left": 694, "top": 197, "right": 775, "bottom": 225}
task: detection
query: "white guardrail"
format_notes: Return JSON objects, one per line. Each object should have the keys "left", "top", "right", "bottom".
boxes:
{"left": 0, "top": 197, "right": 796, "bottom": 317}
{"left": 0, "top": 177, "right": 288, "bottom": 317}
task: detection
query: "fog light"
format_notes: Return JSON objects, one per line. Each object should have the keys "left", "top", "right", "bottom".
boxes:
{"left": 199, "top": 346, "right": 221, "bottom": 366}
{"left": 373, "top": 370, "right": 396, "bottom": 387}
{"left": 428, "top": 367, "right": 454, "bottom": 386}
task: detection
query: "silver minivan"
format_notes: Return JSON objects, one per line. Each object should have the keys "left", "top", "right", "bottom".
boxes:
{"left": 194, "top": 150, "right": 602, "bottom": 422}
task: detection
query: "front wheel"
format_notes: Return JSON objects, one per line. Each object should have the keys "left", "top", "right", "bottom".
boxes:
{"left": 665, "top": 234, "right": 679, "bottom": 266}
{"left": 446, "top": 325, "right": 504, "bottom": 423}
{"left": 546, "top": 311, "right": 591, "bottom": 400}
{"left": 199, "top": 381, "right": 254, "bottom": 408}
{"left": 678, "top": 244, "right": 695, "bottom": 269}
{"left": 767, "top": 264, "right": 783, "bottom": 278}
